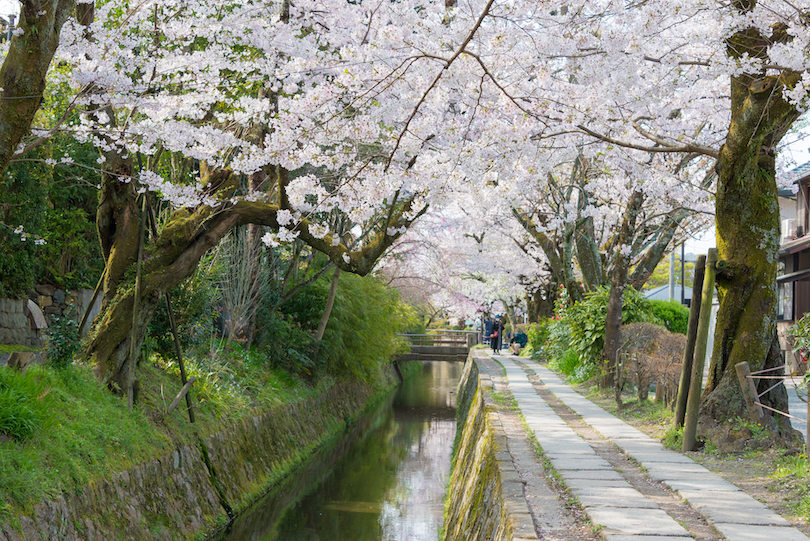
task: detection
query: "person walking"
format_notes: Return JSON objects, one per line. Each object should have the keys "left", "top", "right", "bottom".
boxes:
{"left": 491, "top": 315, "right": 502, "bottom": 354}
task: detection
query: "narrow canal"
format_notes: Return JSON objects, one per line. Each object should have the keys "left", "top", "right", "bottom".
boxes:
{"left": 212, "top": 360, "right": 464, "bottom": 541}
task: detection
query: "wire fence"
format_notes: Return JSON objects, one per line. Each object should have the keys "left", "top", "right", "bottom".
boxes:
{"left": 746, "top": 364, "right": 807, "bottom": 424}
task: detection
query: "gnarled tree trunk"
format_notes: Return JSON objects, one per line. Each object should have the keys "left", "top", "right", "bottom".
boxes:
{"left": 697, "top": 16, "right": 802, "bottom": 445}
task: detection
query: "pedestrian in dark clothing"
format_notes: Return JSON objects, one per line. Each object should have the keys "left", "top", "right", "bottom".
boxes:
{"left": 491, "top": 316, "right": 502, "bottom": 354}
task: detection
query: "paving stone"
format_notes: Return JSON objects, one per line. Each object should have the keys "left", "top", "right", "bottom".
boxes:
{"left": 712, "top": 523, "right": 810, "bottom": 541}
{"left": 569, "top": 486, "right": 659, "bottom": 509}
{"left": 612, "top": 439, "right": 669, "bottom": 454}
{"left": 643, "top": 462, "right": 713, "bottom": 481}
{"left": 564, "top": 478, "right": 633, "bottom": 490}
{"left": 545, "top": 455, "right": 613, "bottom": 471}
{"left": 665, "top": 477, "right": 742, "bottom": 492}
{"left": 544, "top": 450, "right": 599, "bottom": 459}
{"left": 537, "top": 443, "right": 595, "bottom": 455}
{"left": 678, "top": 489, "right": 791, "bottom": 526}
{"left": 605, "top": 536, "right": 694, "bottom": 541}
{"left": 585, "top": 507, "right": 690, "bottom": 536}
{"left": 559, "top": 469, "right": 625, "bottom": 481}
{"left": 625, "top": 451, "right": 696, "bottom": 464}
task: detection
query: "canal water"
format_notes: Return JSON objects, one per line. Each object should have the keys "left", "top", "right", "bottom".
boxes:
{"left": 212, "top": 360, "right": 463, "bottom": 541}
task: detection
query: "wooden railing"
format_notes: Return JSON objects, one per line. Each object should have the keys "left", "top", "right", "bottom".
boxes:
{"left": 400, "top": 329, "right": 480, "bottom": 348}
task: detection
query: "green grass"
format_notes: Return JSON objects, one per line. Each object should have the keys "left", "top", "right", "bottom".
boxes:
{"left": 0, "top": 345, "right": 39, "bottom": 354}
{"left": 490, "top": 390, "right": 519, "bottom": 411}
{"left": 0, "top": 364, "right": 176, "bottom": 522}
{"left": 0, "top": 343, "right": 370, "bottom": 525}
{"left": 771, "top": 454, "right": 810, "bottom": 521}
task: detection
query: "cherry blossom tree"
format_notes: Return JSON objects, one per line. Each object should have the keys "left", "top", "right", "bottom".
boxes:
{"left": 3, "top": 0, "right": 807, "bottom": 444}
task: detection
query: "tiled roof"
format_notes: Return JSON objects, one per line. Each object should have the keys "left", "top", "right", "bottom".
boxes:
{"left": 790, "top": 161, "right": 810, "bottom": 180}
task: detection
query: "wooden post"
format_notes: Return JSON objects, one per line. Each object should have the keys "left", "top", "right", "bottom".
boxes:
{"left": 127, "top": 195, "right": 147, "bottom": 411}
{"left": 165, "top": 294, "right": 196, "bottom": 423}
{"left": 683, "top": 248, "right": 718, "bottom": 452}
{"left": 78, "top": 265, "right": 106, "bottom": 336}
{"left": 167, "top": 376, "right": 197, "bottom": 415}
{"left": 674, "top": 255, "right": 706, "bottom": 427}
{"left": 734, "top": 362, "right": 764, "bottom": 422}
{"left": 145, "top": 197, "right": 196, "bottom": 424}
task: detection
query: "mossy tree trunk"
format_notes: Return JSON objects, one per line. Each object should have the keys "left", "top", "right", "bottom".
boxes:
{"left": 526, "top": 280, "right": 557, "bottom": 322}
{"left": 602, "top": 190, "right": 643, "bottom": 391}
{"left": 0, "top": 0, "right": 74, "bottom": 175}
{"left": 697, "top": 12, "right": 802, "bottom": 444}
{"left": 85, "top": 164, "right": 426, "bottom": 389}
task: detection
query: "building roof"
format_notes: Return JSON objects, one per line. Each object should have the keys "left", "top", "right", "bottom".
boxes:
{"left": 780, "top": 233, "right": 810, "bottom": 256}
{"left": 643, "top": 284, "right": 692, "bottom": 302}
{"left": 780, "top": 161, "right": 810, "bottom": 197}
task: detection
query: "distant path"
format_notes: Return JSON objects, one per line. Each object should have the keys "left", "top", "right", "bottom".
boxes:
{"left": 785, "top": 376, "right": 807, "bottom": 441}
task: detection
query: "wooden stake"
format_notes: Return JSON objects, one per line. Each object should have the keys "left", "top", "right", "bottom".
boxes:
{"left": 167, "top": 377, "right": 197, "bottom": 415}
{"left": 145, "top": 196, "right": 196, "bottom": 424}
{"left": 674, "top": 255, "right": 706, "bottom": 428}
{"left": 127, "top": 195, "right": 147, "bottom": 411}
{"left": 735, "top": 362, "right": 764, "bottom": 422}
{"left": 683, "top": 248, "right": 718, "bottom": 452}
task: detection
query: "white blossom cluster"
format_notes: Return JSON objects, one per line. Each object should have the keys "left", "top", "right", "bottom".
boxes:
{"left": 6, "top": 0, "right": 809, "bottom": 263}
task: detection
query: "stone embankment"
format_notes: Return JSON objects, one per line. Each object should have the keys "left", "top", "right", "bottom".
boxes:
{"left": 444, "top": 354, "right": 538, "bottom": 541}
{"left": 0, "top": 376, "right": 394, "bottom": 541}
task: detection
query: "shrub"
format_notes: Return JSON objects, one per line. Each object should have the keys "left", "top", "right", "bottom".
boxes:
{"left": 546, "top": 319, "right": 573, "bottom": 362}
{"left": 564, "top": 286, "right": 656, "bottom": 376}
{"left": 255, "top": 310, "right": 321, "bottom": 379}
{"left": 618, "top": 322, "right": 683, "bottom": 404}
{"left": 44, "top": 308, "right": 81, "bottom": 368}
{"left": 149, "top": 254, "right": 221, "bottom": 355}
{"left": 789, "top": 313, "right": 810, "bottom": 364}
{"left": 321, "top": 274, "right": 411, "bottom": 381}
{"left": 549, "top": 347, "right": 580, "bottom": 377}
{"left": 278, "top": 279, "right": 328, "bottom": 331}
{"left": 526, "top": 319, "right": 551, "bottom": 355}
{"left": 649, "top": 299, "right": 689, "bottom": 334}
{"left": 0, "top": 159, "right": 47, "bottom": 297}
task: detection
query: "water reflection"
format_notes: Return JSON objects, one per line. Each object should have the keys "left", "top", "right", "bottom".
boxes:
{"left": 213, "top": 360, "right": 463, "bottom": 541}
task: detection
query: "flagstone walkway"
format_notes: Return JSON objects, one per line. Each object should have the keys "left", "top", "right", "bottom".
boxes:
{"left": 488, "top": 352, "right": 810, "bottom": 541}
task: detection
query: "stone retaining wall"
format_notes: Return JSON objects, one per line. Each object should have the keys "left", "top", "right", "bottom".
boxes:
{"left": 444, "top": 353, "right": 537, "bottom": 541}
{"left": 0, "top": 287, "right": 101, "bottom": 347}
{"left": 0, "top": 376, "right": 389, "bottom": 541}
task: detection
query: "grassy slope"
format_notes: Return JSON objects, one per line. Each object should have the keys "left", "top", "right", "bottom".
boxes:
{"left": 0, "top": 345, "right": 400, "bottom": 527}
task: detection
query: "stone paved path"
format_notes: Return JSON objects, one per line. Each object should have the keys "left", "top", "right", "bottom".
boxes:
{"left": 491, "top": 352, "right": 810, "bottom": 541}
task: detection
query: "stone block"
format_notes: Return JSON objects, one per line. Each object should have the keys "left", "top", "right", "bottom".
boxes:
{"left": 7, "top": 352, "right": 35, "bottom": 373}
{"left": 35, "top": 284, "right": 55, "bottom": 296}
{"left": 586, "top": 507, "right": 689, "bottom": 536}
{"left": 53, "top": 289, "right": 66, "bottom": 304}
{"left": 25, "top": 299, "right": 47, "bottom": 330}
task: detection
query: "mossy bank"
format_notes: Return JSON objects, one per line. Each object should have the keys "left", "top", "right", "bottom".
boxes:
{"left": 443, "top": 351, "right": 536, "bottom": 540}
{"left": 0, "top": 358, "right": 411, "bottom": 541}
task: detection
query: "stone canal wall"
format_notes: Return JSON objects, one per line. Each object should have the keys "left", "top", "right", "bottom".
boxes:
{"left": 444, "top": 353, "right": 537, "bottom": 541}
{"left": 0, "top": 378, "right": 388, "bottom": 541}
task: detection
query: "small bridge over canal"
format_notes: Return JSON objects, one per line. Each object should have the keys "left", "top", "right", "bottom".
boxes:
{"left": 396, "top": 329, "right": 480, "bottom": 363}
